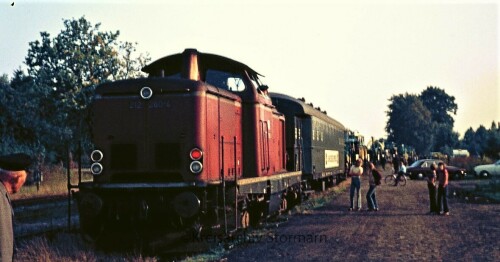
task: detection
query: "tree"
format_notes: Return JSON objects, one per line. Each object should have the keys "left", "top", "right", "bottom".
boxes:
{"left": 385, "top": 93, "right": 434, "bottom": 155}
{"left": 386, "top": 86, "right": 461, "bottom": 156}
{"left": 484, "top": 121, "right": 500, "bottom": 159}
{"left": 461, "top": 127, "right": 478, "bottom": 156}
{"left": 433, "top": 124, "right": 459, "bottom": 155}
{"left": 460, "top": 123, "right": 499, "bottom": 159}
{"left": 474, "top": 125, "right": 489, "bottom": 158}
{"left": 419, "top": 86, "right": 458, "bottom": 153}
{"left": 0, "top": 71, "right": 47, "bottom": 157}
{"left": 420, "top": 86, "right": 457, "bottom": 126}
{"left": 12, "top": 16, "right": 149, "bottom": 162}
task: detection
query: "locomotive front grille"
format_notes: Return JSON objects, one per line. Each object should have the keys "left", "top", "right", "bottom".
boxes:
{"left": 111, "top": 172, "right": 184, "bottom": 182}
{"left": 155, "top": 143, "right": 182, "bottom": 169}
{"left": 111, "top": 144, "right": 137, "bottom": 170}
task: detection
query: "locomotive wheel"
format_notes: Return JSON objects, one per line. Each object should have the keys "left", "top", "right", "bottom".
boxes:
{"left": 280, "top": 198, "right": 288, "bottom": 213}
{"left": 286, "top": 191, "right": 298, "bottom": 207}
{"left": 240, "top": 210, "right": 250, "bottom": 229}
{"left": 249, "top": 202, "right": 264, "bottom": 227}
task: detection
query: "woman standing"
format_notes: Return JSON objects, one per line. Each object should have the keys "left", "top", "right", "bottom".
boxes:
{"left": 427, "top": 163, "right": 438, "bottom": 214}
{"left": 348, "top": 158, "right": 363, "bottom": 211}
{"left": 436, "top": 162, "right": 450, "bottom": 216}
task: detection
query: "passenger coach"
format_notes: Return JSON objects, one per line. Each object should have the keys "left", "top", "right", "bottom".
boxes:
{"left": 270, "top": 93, "right": 346, "bottom": 189}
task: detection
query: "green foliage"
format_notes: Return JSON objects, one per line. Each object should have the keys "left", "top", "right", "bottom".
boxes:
{"left": 385, "top": 93, "right": 434, "bottom": 155}
{"left": 420, "top": 86, "right": 457, "bottom": 126}
{"left": 461, "top": 122, "right": 500, "bottom": 159}
{"left": 386, "top": 86, "right": 460, "bottom": 156}
{"left": 0, "top": 17, "right": 149, "bottom": 163}
{"left": 0, "top": 71, "right": 45, "bottom": 158}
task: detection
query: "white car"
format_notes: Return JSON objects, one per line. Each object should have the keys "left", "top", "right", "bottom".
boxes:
{"left": 474, "top": 160, "right": 500, "bottom": 178}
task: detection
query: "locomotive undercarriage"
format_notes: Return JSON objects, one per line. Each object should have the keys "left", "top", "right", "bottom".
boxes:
{"left": 75, "top": 174, "right": 307, "bottom": 251}
{"left": 76, "top": 186, "right": 212, "bottom": 250}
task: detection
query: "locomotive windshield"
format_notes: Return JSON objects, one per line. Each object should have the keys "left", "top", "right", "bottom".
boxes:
{"left": 205, "top": 69, "right": 246, "bottom": 92}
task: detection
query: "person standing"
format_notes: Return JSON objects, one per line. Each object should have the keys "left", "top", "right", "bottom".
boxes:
{"left": 348, "top": 158, "right": 363, "bottom": 211}
{"left": 380, "top": 154, "right": 386, "bottom": 170}
{"left": 427, "top": 163, "right": 438, "bottom": 214}
{"left": 436, "top": 162, "right": 450, "bottom": 216}
{"left": 366, "top": 162, "right": 382, "bottom": 211}
{"left": 0, "top": 153, "right": 31, "bottom": 262}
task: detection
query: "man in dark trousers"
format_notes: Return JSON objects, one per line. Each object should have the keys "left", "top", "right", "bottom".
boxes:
{"left": 0, "top": 153, "right": 31, "bottom": 262}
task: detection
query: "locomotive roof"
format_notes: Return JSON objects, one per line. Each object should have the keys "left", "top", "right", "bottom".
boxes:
{"left": 270, "top": 92, "right": 345, "bottom": 129}
{"left": 142, "top": 49, "right": 262, "bottom": 80}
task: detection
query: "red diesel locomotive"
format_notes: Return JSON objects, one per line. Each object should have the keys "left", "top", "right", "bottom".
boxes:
{"left": 76, "top": 49, "right": 346, "bottom": 248}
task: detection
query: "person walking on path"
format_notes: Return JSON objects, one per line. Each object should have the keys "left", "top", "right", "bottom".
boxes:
{"left": 348, "top": 158, "right": 363, "bottom": 211}
{"left": 366, "top": 162, "right": 382, "bottom": 211}
{"left": 427, "top": 163, "right": 438, "bottom": 214}
{"left": 436, "top": 162, "right": 450, "bottom": 216}
{"left": 0, "top": 153, "right": 31, "bottom": 262}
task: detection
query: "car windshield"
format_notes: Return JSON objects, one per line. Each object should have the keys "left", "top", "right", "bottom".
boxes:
{"left": 409, "top": 160, "right": 424, "bottom": 168}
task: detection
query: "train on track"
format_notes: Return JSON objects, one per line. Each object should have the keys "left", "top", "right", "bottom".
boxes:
{"left": 75, "top": 49, "right": 365, "bottom": 249}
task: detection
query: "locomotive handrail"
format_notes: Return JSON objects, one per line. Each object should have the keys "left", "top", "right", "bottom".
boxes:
{"left": 80, "top": 182, "right": 206, "bottom": 189}
{"left": 221, "top": 136, "right": 227, "bottom": 234}
{"left": 237, "top": 171, "right": 302, "bottom": 186}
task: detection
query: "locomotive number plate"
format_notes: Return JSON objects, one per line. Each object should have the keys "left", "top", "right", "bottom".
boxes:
{"left": 128, "top": 100, "right": 171, "bottom": 109}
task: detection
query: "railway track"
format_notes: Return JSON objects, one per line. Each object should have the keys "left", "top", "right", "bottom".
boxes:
{"left": 12, "top": 195, "right": 80, "bottom": 238}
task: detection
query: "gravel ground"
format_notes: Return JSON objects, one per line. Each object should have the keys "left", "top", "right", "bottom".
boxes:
{"left": 224, "top": 172, "right": 500, "bottom": 261}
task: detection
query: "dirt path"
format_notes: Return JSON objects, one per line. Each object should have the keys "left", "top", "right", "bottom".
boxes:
{"left": 224, "top": 172, "right": 500, "bottom": 261}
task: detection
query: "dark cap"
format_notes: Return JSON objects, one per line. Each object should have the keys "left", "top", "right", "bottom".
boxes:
{"left": 0, "top": 153, "right": 33, "bottom": 171}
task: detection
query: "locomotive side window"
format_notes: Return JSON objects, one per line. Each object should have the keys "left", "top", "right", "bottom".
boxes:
{"left": 205, "top": 69, "right": 246, "bottom": 91}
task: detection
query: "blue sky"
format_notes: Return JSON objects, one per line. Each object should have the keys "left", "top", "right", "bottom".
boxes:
{"left": 1, "top": 0, "right": 498, "bottom": 140}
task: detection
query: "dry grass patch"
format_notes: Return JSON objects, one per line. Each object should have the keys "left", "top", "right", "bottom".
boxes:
{"left": 12, "top": 164, "right": 92, "bottom": 201}
{"left": 16, "top": 233, "right": 158, "bottom": 262}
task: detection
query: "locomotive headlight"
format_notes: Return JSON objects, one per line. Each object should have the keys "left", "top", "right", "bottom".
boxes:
{"left": 90, "top": 162, "right": 103, "bottom": 175}
{"left": 140, "top": 86, "right": 153, "bottom": 100}
{"left": 190, "top": 161, "right": 203, "bottom": 174}
{"left": 90, "top": 150, "right": 103, "bottom": 162}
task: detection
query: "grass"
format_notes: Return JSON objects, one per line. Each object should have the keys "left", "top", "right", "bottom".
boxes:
{"left": 450, "top": 178, "right": 500, "bottom": 203}
{"left": 16, "top": 233, "right": 158, "bottom": 262}
{"left": 12, "top": 164, "right": 92, "bottom": 201}
{"left": 472, "top": 179, "right": 500, "bottom": 202}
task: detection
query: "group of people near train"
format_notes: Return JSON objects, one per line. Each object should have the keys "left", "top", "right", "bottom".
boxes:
{"left": 347, "top": 158, "right": 382, "bottom": 212}
{"left": 347, "top": 157, "right": 450, "bottom": 216}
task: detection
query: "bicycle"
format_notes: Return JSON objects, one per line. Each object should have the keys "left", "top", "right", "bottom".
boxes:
{"left": 384, "top": 172, "right": 407, "bottom": 186}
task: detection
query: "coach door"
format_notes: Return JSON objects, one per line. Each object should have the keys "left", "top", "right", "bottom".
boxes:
{"left": 260, "top": 120, "right": 270, "bottom": 174}
{"left": 294, "top": 117, "right": 303, "bottom": 171}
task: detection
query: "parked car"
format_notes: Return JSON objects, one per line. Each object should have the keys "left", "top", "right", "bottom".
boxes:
{"left": 473, "top": 160, "right": 500, "bottom": 178}
{"left": 406, "top": 159, "right": 466, "bottom": 180}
